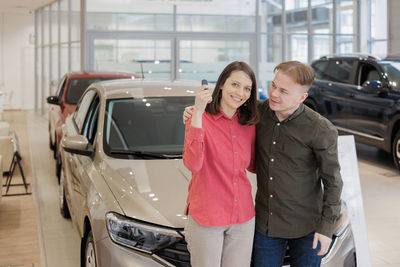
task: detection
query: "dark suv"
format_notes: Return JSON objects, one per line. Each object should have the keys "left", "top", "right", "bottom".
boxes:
{"left": 305, "top": 54, "right": 400, "bottom": 170}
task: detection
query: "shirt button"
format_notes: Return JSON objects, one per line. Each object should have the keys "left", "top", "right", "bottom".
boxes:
{"left": 234, "top": 182, "right": 237, "bottom": 186}
{"left": 272, "top": 141, "right": 276, "bottom": 145}
{"left": 234, "top": 199, "right": 238, "bottom": 202}
{"left": 270, "top": 158, "right": 274, "bottom": 162}
{"left": 234, "top": 151, "right": 238, "bottom": 155}
{"left": 277, "top": 123, "right": 280, "bottom": 126}
{"left": 235, "top": 168, "right": 238, "bottom": 171}
{"left": 270, "top": 177, "right": 273, "bottom": 180}
{"left": 270, "top": 194, "right": 273, "bottom": 198}
{"left": 232, "top": 135, "right": 236, "bottom": 139}
{"left": 270, "top": 212, "right": 273, "bottom": 215}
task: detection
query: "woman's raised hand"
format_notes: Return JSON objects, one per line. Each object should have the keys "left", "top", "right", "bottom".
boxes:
{"left": 189, "top": 85, "right": 212, "bottom": 128}
{"left": 193, "top": 84, "right": 212, "bottom": 114}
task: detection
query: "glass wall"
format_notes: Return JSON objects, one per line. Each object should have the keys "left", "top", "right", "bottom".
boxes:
{"left": 93, "top": 39, "right": 172, "bottom": 79}
{"left": 179, "top": 40, "right": 251, "bottom": 82}
{"left": 60, "top": 0, "right": 69, "bottom": 76}
{"left": 85, "top": 0, "right": 256, "bottom": 82}
{"left": 369, "top": 0, "right": 387, "bottom": 58}
{"left": 35, "top": 0, "right": 81, "bottom": 112}
{"left": 35, "top": 0, "right": 383, "bottom": 110}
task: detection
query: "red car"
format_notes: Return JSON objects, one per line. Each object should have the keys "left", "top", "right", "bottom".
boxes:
{"left": 46, "top": 71, "right": 141, "bottom": 181}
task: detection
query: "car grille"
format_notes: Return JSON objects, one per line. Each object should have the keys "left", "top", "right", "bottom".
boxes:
{"left": 155, "top": 239, "right": 191, "bottom": 267}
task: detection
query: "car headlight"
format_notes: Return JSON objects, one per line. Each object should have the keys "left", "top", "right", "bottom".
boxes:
{"left": 106, "top": 212, "right": 183, "bottom": 254}
{"left": 332, "top": 201, "right": 350, "bottom": 237}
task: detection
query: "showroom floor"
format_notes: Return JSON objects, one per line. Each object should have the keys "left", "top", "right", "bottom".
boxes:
{"left": 3, "top": 110, "right": 400, "bottom": 267}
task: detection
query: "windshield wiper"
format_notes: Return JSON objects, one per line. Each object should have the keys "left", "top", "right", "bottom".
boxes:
{"left": 109, "top": 149, "right": 182, "bottom": 159}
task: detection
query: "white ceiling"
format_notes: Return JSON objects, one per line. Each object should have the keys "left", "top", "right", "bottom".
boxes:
{"left": 0, "top": 0, "right": 55, "bottom": 13}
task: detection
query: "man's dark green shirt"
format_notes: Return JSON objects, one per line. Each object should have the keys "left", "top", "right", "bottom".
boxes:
{"left": 255, "top": 101, "right": 343, "bottom": 239}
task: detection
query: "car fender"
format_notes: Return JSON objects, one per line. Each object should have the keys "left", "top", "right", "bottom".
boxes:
{"left": 387, "top": 112, "right": 400, "bottom": 149}
{"left": 78, "top": 167, "right": 125, "bottom": 242}
{"left": 49, "top": 105, "right": 61, "bottom": 144}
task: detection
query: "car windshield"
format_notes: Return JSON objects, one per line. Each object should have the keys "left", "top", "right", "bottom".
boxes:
{"left": 104, "top": 96, "right": 194, "bottom": 159}
{"left": 66, "top": 78, "right": 118, "bottom": 104}
{"left": 381, "top": 62, "right": 400, "bottom": 91}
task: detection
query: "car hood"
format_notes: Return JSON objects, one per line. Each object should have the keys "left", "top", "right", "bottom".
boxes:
{"left": 101, "top": 157, "right": 192, "bottom": 229}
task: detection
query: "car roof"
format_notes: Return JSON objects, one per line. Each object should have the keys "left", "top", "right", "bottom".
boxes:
{"left": 314, "top": 54, "right": 400, "bottom": 66}
{"left": 66, "top": 71, "right": 141, "bottom": 79}
{"left": 91, "top": 79, "right": 200, "bottom": 99}
{"left": 315, "top": 53, "right": 381, "bottom": 62}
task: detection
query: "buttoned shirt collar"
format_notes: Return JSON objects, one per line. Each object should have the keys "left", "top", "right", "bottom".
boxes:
{"left": 268, "top": 103, "right": 305, "bottom": 123}
{"left": 212, "top": 109, "right": 239, "bottom": 121}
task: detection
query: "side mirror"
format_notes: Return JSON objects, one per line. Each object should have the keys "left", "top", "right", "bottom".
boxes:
{"left": 46, "top": 95, "right": 60, "bottom": 105}
{"left": 62, "top": 135, "right": 93, "bottom": 157}
{"left": 362, "top": 80, "right": 388, "bottom": 95}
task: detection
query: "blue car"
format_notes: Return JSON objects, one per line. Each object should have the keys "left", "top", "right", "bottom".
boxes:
{"left": 305, "top": 54, "right": 400, "bottom": 170}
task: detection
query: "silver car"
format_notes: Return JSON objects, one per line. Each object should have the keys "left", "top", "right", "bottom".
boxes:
{"left": 59, "top": 79, "right": 356, "bottom": 267}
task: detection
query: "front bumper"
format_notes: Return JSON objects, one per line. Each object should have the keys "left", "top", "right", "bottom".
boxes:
{"left": 96, "top": 237, "right": 168, "bottom": 267}
{"left": 97, "top": 225, "right": 355, "bottom": 267}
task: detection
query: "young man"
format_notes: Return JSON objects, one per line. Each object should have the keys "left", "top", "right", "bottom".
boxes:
{"left": 252, "top": 61, "right": 343, "bottom": 266}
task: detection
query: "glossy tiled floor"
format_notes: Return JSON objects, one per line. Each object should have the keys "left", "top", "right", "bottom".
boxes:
{"left": 22, "top": 111, "right": 400, "bottom": 266}
{"left": 26, "top": 111, "right": 80, "bottom": 267}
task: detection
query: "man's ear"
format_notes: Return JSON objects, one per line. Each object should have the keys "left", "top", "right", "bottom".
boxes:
{"left": 299, "top": 92, "right": 308, "bottom": 103}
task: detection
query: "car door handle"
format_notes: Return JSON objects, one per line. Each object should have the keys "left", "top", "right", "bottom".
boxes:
{"left": 348, "top": 93, "right": 355, "bottom": 97}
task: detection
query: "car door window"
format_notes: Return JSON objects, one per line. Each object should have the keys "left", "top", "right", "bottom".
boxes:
{"left": 313, "top": 61, "right": 328, "bottom": 80}
{"left": 358, "top": 64, "right": 381, "bottom": 86}
{"left": 82, "top": 97, "right": 100, "bottom": 145}
{"left": 381, "top": 62, "right": 400, "bottom": 91}
{"left": 56, "top": 75, "right": 67, "bottom": 100}
{"left": 323, "top": 60, "right": 354, "bottom": 83}
{"left": 73, "top": 90, "right": 96, "bottom": 133}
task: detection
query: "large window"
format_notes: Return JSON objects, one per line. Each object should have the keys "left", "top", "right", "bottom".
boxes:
{"left": 179, "top": 40, "right": 250, "bottom": 82}
{"left": 36, "top": 0, "right": 377, "bottom": 110}
{"left": 369, "top": 0, "right": 387, "bottom": 58}
{"left": 93, "top": 39, "right": 171, "bottom": 79}
{"left": 36, "top": 0, "right": 81, "bottom": 112}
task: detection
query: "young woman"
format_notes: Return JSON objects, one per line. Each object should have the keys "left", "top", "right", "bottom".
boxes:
{"left": 183, "top": 61, "right": 259, "bottom": 267}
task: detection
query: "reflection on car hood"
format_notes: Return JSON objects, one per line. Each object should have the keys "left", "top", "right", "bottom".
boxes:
{"left": 101, "top": 158, "right": 192, "bottom": 228}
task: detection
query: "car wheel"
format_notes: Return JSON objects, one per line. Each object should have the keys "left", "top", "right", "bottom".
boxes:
{"left": 56, "top": 152, "right": 61, "bottom": 183}
{"left": 59, "top": 168, "right": 70, "bottom": 218}
{"left": 84, "top": 231, "right": 97, "bottom": 267}
{"left": 49, "top": 130, "right": 54, "bottom": 150}
{"left": 392, "top": 130, "right": 400, "bottom": 170}
{"left": 53, "top": 139, "right": 57, "bottom": 159}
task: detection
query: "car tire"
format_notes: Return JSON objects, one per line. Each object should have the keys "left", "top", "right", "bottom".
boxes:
{"left": 49, "top": 133, "right": 53, "bottom": 150}
{"left": 53, "top": 138, "right": 57, "bottom": 159}
{"left": 392, "top": 130, "right": 400, "bottom": 170}
{"left": 59, "top": 168, "right": 70, "bottom": 218}
{"left": 83, "top": 230, "right": 97, "bottom": 267}
{"left": 56, "top": 151, "right": 61, "bottom": 183}
{"left": 49, "top": 125, "right": 55, "bottom": 151}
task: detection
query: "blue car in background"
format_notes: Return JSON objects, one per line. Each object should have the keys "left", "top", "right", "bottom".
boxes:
{"left": 305, "top": 54, "right": 400, "bottom": 170}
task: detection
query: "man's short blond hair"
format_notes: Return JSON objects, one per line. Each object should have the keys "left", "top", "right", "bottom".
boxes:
{"left": 274, "top": 61, "right": 315, "bottom": 87}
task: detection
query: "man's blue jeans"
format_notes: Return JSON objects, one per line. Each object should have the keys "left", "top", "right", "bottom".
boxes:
{"left": 252, "top": 231, "right": 322, "bottom": 267}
